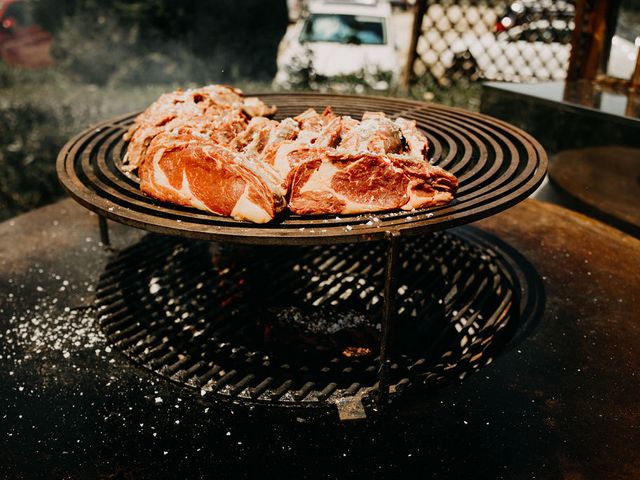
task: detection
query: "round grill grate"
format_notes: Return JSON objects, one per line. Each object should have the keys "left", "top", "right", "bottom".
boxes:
{"left": 96, "top": 227, "right": 543, "bottom": 410}
{"left": 58, "top": 93, "right": 547, "bottom": 245}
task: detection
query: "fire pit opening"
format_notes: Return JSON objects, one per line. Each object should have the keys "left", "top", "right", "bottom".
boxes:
{"left": 96, "top": 226, "right": 544, "bottom": 412}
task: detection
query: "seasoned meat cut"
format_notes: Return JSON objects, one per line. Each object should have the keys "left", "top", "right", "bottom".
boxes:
{"left": 286, "top": 111, "right": 458, "bottom": 215}
{"left": 287, "top": 150, "right": 410, "bottom": 215}
{"left": 139, "top": 132, "right": 285, "bottom": 223}
{"left": 124, "top": 85, "right": 458, "bottom": 223}
{"left": 123, "top": 85, "right": 275, "bottom": 171}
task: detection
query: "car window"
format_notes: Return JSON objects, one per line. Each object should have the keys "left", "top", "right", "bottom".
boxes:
{"left": 300, "top": 14, "right": 386, "bottom": 45}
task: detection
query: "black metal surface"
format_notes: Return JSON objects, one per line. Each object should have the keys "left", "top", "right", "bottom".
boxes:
{"left": 57, "top": 93, "right": 547, "bottom": 245}
{"left": 95, "top": 227, "right": 542, "bottom": 411}
{"left": 377, "top": 232, "right": 401, "bottom": 409}
{"left": 98, "top": 216, "right": 111, "bottom": 247}
{"left": 3, "top": 199, "right": 640, "bottom": 479}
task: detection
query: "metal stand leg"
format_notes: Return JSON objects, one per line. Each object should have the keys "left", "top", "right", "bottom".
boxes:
{"left": 377, "top": 231, "right": 401, "bottom": 410}
{"left": 98, "top": 215, "right": 111, "bottom": 248}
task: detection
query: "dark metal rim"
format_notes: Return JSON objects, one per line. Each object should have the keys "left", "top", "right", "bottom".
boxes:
{"left": 57, "top": 93, "right": 548, "bottom": 245}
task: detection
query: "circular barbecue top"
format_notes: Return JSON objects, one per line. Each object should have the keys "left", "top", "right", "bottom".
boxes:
{"left": 57, "top": 93, "right": 548, "bottom": 245}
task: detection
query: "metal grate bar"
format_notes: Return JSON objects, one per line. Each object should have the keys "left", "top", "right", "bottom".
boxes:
{"left": 94, "top": 227, "right": 542, "bottom": 411}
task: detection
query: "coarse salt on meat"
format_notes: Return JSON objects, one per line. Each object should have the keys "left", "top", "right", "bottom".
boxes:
{"left": 123, "top": 85, "right": 274, "bottom": 171}
{"left": 124, "top": 85, "right": 458, "bottom": 222}
{"left": 139, "top": 132, "right": 284, "bottom": 223}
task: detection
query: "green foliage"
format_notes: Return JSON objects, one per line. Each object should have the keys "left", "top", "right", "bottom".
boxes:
{"left": 0, "top": 63, "right": 277, "bottom": 221}
{"left": 50, "top": 11, "right": 216, "bottom": 87}
{"left": 0, "top": 0, "right": 290, "bottom": 220}
{"left": 0, "top": 105, "right": 64, "bottom": 219}
{"left": 0, "top": 0, "right": 483, "bottom": 221}
{"left": 38, "top": 0, "right": 289, "bottom": 86}
{"left": 408, "top": 74, "right": 482, "bottom": 110}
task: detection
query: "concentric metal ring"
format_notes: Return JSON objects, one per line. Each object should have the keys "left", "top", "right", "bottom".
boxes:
{"left": 57, "top": 93, "right": 547, "bottom": 245}
{"left": 96, "top": 227, "right": 544, "bottom": 408}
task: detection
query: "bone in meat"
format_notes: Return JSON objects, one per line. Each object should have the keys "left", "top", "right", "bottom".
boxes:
{"left": 139, "top": 131, "right": 284, "bottom": 223}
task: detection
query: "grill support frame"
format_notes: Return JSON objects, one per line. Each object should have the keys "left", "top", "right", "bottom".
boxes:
{"left": 99, "top": 216, "right": 111, "bottom": 247}
{"left": 63, "top": 93, "right": 549, "bottom": 417}
{"left": 377, "top": 231, "right": 401, "bottom": 411}
{"left": 95, "top": 216, "right": 412, "bottom": 414}
{"left": 94, "top": 222, "right": 541, "bottom": 418}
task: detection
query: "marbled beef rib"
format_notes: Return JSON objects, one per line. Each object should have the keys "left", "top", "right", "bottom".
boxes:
{"left": 125, "top": 85, "right": 458, "bottom": 223}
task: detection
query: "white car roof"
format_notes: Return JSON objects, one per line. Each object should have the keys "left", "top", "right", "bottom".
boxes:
{"left": 307, "top": 0, "right": 391, "bottom": 18}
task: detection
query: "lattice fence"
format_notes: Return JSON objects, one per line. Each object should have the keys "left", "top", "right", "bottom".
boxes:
{"left": 410, "top": 0, "right": 576, "bottom": 86}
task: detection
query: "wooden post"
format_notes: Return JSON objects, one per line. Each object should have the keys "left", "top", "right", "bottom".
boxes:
{"left": 567, "top": 0, "right": 622, "bottom": 81}
{"left": 567, "top": 0, "right": 587, "bottom": 80}
{"left": 400, "top": 0, "right": 427, "bottom": 93}
{"left": 631, "top": 50, "right": 640, "bottom": 91}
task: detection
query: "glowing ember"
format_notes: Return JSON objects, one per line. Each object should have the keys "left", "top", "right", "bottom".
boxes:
{"left": 341, "top": 346, "right": 372, "bottom": 358}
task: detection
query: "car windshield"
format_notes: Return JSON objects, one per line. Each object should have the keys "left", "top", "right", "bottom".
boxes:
{"left": 300, "top": 14, "right": 386, "bottom": 45}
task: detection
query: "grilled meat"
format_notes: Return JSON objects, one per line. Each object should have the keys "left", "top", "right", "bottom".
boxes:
{"left": 125, "top": 85, "right": 458, "bottom": 223}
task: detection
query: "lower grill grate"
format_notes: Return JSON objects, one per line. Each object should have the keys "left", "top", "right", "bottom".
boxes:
{"left": 96, "top": 228, "right": 541, "bottom": 409}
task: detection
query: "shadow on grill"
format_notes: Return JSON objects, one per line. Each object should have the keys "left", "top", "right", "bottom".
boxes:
{"left": 96, "top": 227, "right": 544, "bottom": 409}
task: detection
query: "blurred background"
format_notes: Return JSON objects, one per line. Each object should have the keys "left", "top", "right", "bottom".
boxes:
{"left": 1, "top": 0, "right": 639, "bottom": 224}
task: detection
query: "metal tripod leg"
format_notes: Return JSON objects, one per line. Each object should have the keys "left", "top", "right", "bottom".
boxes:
{"left": 98, "top": 215, "right": 111, "bottom": 248}
{"left": 377, "top": 231, "right": 401, "bottom": 410}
